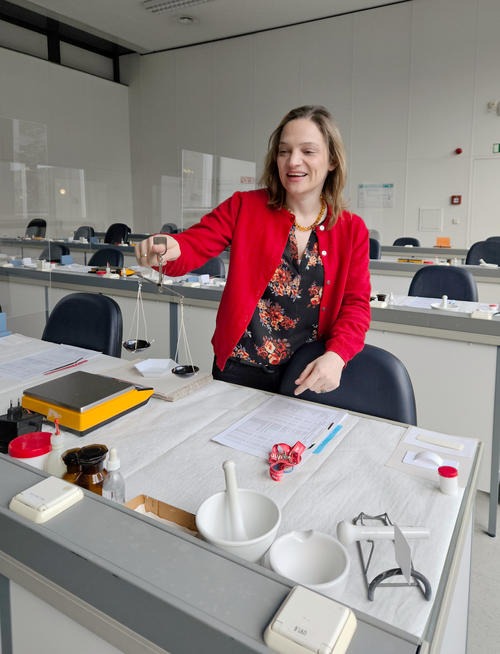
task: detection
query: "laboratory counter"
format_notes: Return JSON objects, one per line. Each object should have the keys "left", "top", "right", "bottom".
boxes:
{"left": 0, "top": 237, "right": 230, "bottom": 269}
{"left": 0, "top": 237, "right": 138, "bottom": 266}
{"left": 381, "top": 246, "right": 468, "bottom": 261}
{"left": 2, "top": 264, "right": 500, "bottom": 346}
{"left": 0, "top": 336, "right": 481, "bottom": 653}
{"left": 370, "top": 260, "right": 500, "bottom": 304}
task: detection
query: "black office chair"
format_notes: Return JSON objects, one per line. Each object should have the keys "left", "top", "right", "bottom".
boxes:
{"left": 190, "top": 256, "right": 225, "bottom": 278}
{"left": 465, "top": 240, "right": 500, "bottom": 266}
{"left": 42, "top": 292, "right": 123, "bottom": 358}
{"left": 279, "top": 341, "right": 417, "bottom": 425}
{"left": 88, "top": 247, "right": 124, "bottom": 268}
{"left": 408, "top": 265, "right": 478, "bottom": 301}
{"left": 369, "top": 238, "right": 381, "bottom": 260}
{"left": 486, "top": 236, "right": 500, "bottom": 243}
{"left": 39, "top": 244, "right": 70, "bottom": 263}
{"left": 160, "top": 223, "right": 178, "bottom": 234}
{"left": 104, "top": 223, "right": 131, "bottom": 244}
{"left": 393, "top": 237, "right": 421, "bottom": 247}
{"left": 25, "top": 218, "right": 47, "bottom": 238}
{"left": 73, "top": 226, "right": 95, "bottom": 241}
{"left": 368, "top": 229, "right": 381, "bottom": 241}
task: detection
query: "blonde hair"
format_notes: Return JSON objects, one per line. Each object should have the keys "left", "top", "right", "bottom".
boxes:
{"left": 260, "top": 105, "right": 348, "bottom": 228}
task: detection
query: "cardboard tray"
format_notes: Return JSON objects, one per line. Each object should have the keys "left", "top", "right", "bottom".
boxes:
{"left": 125, "top": 494, "right": 198, "bottom": 536}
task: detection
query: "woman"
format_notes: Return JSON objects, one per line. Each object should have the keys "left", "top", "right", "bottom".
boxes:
{"left": 136, "top": 105, "right": 371, "bottom": 395}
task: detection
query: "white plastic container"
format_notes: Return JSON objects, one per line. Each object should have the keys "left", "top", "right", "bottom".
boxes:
{"left": 196, "top": 489, "right": 281, "bottom": 562}
{"left": 8, "top": 431, "right": 52, "bottom": 470}
{"left": 438, "top": 466, "right": 458, "bottom": 495}
{"left": 44, "top": 432, "right": 67, "bottom": 478}
{"left": 268, "top": 530, "right": 350, "bottom": 595}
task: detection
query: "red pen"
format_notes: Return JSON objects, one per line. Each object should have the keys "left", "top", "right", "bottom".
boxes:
{"left": 44, "top": 359, "right": 88, "bottom": 375}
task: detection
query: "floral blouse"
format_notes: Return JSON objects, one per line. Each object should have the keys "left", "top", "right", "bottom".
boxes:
{"left": 231, "top": 225, "right": 324, "bottom": 367}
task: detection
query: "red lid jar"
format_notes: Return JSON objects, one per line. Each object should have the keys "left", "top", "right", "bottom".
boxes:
{"left": 438, "top": 466, "right": 458, "bottom": 478}
{"left": 8, "top": 431, "right": 52, "bottom": 469}
{"left": 438, "top": 465, "right": 459, "bottom": 495}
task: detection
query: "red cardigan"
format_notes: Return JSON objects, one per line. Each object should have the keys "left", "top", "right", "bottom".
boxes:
{"left": 164, "top": 189, "right": 371, "bottom": 371}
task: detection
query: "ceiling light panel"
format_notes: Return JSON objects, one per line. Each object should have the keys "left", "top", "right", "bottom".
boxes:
{"left": 142, "top": 0, "right": 214, "bottom": 15}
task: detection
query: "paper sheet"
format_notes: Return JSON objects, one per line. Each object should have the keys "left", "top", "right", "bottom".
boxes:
{"left": 0, "top": 344, "right": 100, "bottom": 380}
{"left": 404, "top": 426, "right": 476, "bottom": 458}
{"left": 392, "top": 295, "right": 482, "bottom": 314}
{"left": 385, "top": 425, "right": 477, "bottom": 487}
{"left": 400, "top": 296, "right": 440, "bottom": 309}
{"left": 212, "top": 395, "right": 348, "bottom": 458}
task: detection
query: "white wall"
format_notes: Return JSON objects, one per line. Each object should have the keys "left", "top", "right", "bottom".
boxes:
{"left": 122, "top": 0, "right": 500, "bottom": 247}
{"left": 0, "top": 46, "right": 133, "bottom": 237}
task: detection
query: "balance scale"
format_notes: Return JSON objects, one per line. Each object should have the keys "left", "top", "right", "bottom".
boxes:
{"left": 22, "top": 371, "right": 154, "bottom": 435}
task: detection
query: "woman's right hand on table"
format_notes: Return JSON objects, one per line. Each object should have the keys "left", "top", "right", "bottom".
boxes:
{"left": 134, "top": 234, "right": 181, "bottom": 267}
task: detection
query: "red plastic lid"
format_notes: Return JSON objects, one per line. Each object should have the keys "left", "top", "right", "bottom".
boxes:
{"left": 8, "top": 431, "right": 52, "bottom": 458}
{"left": 96, "top": 270, "right": 106, "bottom": 275}
{"left": 438, "top": 465, "right": 458, "bottom": 478}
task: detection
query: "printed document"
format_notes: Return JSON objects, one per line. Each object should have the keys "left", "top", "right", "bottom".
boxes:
{"left": 212, "top": 395, "right": 348, "bottom": 458}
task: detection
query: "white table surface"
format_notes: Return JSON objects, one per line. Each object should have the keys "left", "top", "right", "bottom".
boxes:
{"left": 0, "top": 334, "right": 478, "bottom": 641}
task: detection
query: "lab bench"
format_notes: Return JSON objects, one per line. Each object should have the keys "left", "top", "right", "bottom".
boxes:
{"left": 0, "top": 344, "right": 481, "bottom": 653}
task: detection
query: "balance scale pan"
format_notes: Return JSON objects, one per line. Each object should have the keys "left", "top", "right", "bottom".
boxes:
{"left": 122, "top": 339, "right": 151, "bottom": 352}
{"left": 172, "top": 365, "right": 199, "bottom": 377}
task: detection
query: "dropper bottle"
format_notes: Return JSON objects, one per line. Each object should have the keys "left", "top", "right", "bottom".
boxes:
{"left": 44, "top": 419, "right": 66, "bottom": 478}
{"left": 102, "top": 447, "right": 126, "bottom": 503}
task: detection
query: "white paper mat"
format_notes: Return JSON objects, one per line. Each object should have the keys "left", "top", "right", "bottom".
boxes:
{"left": 1, "top": 339, "right": 476, "bottom": 641}
{"left": 50, "top": 381, "right": 475, "bottom": 639}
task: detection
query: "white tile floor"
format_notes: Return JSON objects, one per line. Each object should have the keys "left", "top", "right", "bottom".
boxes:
{"left": 468, "top": 491, "right": 500, "bottom": 653}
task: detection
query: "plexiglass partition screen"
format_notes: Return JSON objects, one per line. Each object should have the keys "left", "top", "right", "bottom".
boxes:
{"left": 181, "top": 149, "right": 256, "bottom": 229}
{"left": 0, "top": 106, "right": 134, "bottom": 338}
{"left": 0, "top": 116, "right": 50, "bottom": 335}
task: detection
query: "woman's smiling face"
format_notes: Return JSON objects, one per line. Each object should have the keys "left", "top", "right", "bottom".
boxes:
{"left": 277, "top": 118, "right": 334, "bottom": 202}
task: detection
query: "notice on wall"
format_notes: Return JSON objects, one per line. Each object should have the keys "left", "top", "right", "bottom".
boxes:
{"left": 358, "top": 183, "right": 394, "bottom": 209}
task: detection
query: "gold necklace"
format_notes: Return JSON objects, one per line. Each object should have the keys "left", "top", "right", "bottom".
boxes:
{"left": 287, "top": 197, "right": 327, "bottom": 232}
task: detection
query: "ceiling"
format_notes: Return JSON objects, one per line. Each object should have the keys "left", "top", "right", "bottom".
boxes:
{"left": 9, "top": 0, "right": 403, "bottom": 54}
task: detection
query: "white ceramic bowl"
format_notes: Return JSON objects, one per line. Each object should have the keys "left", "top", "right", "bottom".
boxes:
{"left": 196, "top": 489, "right": 281, "bottom": 562}
{"left": 269, "top": 530, "right": 350, "bottom": 593}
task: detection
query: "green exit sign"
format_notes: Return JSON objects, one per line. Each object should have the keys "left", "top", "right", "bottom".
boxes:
{"left": 493, "top": 143, "right": 500, "bottom": 153}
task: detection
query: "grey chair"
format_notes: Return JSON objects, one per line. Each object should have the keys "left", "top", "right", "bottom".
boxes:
{"left": 393, "top": 237, "right": 421, "bottom": 247}
{"left": 279, "top": 341, "right": 417, "bottom": 425}
{"left": 161, "top": 223, "right": 178, "bottom": 234}
{"left": 88, "top": 247, "right": 124, "bottom": 268}
{"left": 104, "top": 223, "right": 131, "bottom": 244}
{"left": 369, "top": 238, "right": 381, "bottom": 259}
{"left": 39, "top": 244, "right": 70, "bottom": 263}
{"left": 190, "top": 256, "right": 225, "bottom": 278}
{"left": 368, "top": 229, "right": 381, "bottom": 241}
{"left": 408, "top": 265, "right": 478, "bottom": 301}
{"left": 465, "top": 240, "right": 500, "bottom": 266}
{"left": 74, "top": 226, "right": 95, "bottom": 241}
{"left": 25, "top": 218, "right": 46, "bottom": 238}
{"left": 42, "top": 292, "right": 123, "bottom": 358}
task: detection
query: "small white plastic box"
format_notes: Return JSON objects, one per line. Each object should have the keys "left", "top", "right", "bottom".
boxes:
{"left": 10, "top": 477, "right": 84, "bottom": 524}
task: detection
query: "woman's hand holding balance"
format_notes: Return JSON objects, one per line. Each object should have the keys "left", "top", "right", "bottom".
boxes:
{"left": 134, "top": 234, "right": 180, "bottom": 267}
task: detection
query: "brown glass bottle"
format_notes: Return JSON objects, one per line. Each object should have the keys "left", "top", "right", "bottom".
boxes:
{"left": 62, "top": 448, "right": 82, "bottom": 484}
{"left": 75, "top": 444, "right": 108, "bottom": 495}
